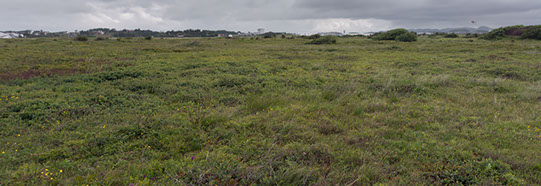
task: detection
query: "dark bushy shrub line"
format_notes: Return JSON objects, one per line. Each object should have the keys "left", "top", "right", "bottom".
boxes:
{"left": 426, "top": 32, "right": 447, "bottom": 38}
{"left": 306, "top": 36, "right": 337, "bottom": 45}
{"left": 308, "top": 34, "right": 321, "bottom": 39}
{"left": 74, "top": 36, "right": 88, "bottom": 41}
{"left": 300, "top": 34, "right": 321, "bottom": 39}
{"left": 371, "top": 29, "right": 417, "bottom": 42}
{"left": 444, "top": 33, "right": 459, "bottom": 38}
{"left": 481, "top": 25, "right": 541, "bottom": 40}
{"left": 463, "top": 33, "right": 479, "bottom": 38}
{"left": 521, "top": 26, "right": 541, "bottom": 40}
{"left": 395, "top": 32, "right": 418, "bottom": 42}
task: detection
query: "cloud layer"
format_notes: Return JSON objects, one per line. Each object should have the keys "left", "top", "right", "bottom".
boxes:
{"left": 1, "top": 0, "right": 540, "bottom": 33}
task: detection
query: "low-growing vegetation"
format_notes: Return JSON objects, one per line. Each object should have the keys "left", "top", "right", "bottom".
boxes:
{"left": 0, "top": 36, "right": 540, "bottom": 185}
{"left": 372, "top": 28, "right": 418, "bottom": 42}
{"left": 481, "top": 25, "right": 541, "bottom": 40}
{"left": 444, "top": 33, "right": 459, "bottom": 38}
{"left": 73, "top": 36, "right": 88, "bottom": 42}
{"left": 306, "top": 35, "right": 337, "bottom": 45}
{"left": 463, "top": 33, "right": 480, "bottom": 38}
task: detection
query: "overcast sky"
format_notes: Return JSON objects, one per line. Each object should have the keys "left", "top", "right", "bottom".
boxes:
{"left": 1, "top": 0, "right": 540, "bottom": 34}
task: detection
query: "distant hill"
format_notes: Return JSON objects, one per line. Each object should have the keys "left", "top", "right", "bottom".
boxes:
{"left": 408, "top": 26, "right": 492, "bottom": 34}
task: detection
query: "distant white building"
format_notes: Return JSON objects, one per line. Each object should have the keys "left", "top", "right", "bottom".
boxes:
{"left": 0, "top": 32, "right": 21, "bottom": 38}
{"left": 257, "top": 28, "right": 265, "bottom": 35}
{"left": 237, "top": 32, "right": 255, "bottom": 37}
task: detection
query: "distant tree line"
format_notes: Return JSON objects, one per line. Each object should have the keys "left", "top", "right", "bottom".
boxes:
{"left": 78, "top": 28, "right": 239, "bottom": 38}
{"left": 6, "top": 28, "right": 240, "bottom": 38}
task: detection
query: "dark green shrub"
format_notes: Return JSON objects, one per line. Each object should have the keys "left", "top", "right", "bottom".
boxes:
{"left": 306, "top": 35, "right": 337, "bottom": 45}
{"left": 372, "top": 29, "right": 408, "bottom": 40}
{"left": 144, "top": 36, "right": 152, "bottom": 40}
{"left": 444, "top": 33, "right": 459, "bottom": 38}
{"left": 396, "top": 32, "right": 418, "bottom": 42}
{"left": 74, "top": 36, "right": 88, "bottom": 41}
{"left": 96, "top": 37, "right": 108, "bottom": 41}
{"left": 426, "top": 32, "right": 446, "bottom": 38}
{"left": 372, "top": 29, "right": 418, "bottom": 42}
{"left": 521, "top": 26, "right": 541, "bottom": 40}
{"left": 307, "top": 34, "right": 321, "bottom": 39}
{"left": 480, "top": 25, "right": 525, "bottom": 40}
{"left": 464, "top": 33, "right": 479, "bottom": 38}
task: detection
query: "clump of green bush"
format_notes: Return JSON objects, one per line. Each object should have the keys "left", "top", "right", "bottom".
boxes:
{"left": 426, "top": 32, "right": 447, "bottom": 38}
{"left": 395, "top": 32, "right": 418, "bottom": 42}
{"left": 74, "top": 36, "right": 88, "bottom": 41}
{"left": 464, "top": 33, "right": 479, "bottom": 38}
{"left": 144, "top": 36, "right": 152, "bottom": 40}
{"left": 481, "top": 25, "right": 541, "bottom": 40}
{"left": 306, "top": 35, "right": 337, "bottom": 45}
{"left": 372, "top": 29, "right": 417, "bottom": 42}
{"left": 521, "top": 26, "right": 541, "bottom": 40}
{"left": 307, "top": 34, "right": 321, "bottom": 39}
{"left": 444, "top": 33, "right": 459, "bottom": 38}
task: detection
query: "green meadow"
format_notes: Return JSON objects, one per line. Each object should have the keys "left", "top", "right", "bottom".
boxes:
{"left": 0, "top": 36, "right": 540, "bottom": 185}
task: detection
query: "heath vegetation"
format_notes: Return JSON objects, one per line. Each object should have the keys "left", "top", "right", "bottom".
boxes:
{"left": 0, "top": 36, "right": 540, "bottom": 185}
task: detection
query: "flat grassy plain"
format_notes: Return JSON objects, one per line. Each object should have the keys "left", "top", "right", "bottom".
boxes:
{"left": 0, "top": 37, "right": 540, "bottom": 185}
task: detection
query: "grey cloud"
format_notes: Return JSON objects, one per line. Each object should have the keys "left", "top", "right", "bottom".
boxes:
{"left": 292, "top": 0, "right": 541, "bottom": 20}
{"left": 1, "top": 0, "right": 541, "bottom": 33}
